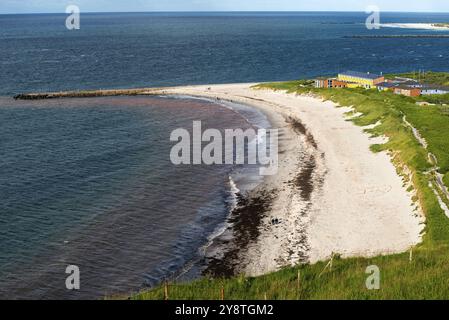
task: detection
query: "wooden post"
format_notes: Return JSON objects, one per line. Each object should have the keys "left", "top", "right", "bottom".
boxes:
{"left": 297, "top": 270, "right": 301, "bottom": 300}
{"left": 221, "top": 285, "right": 225, "bottom": 301}
{"left": 264, "top": 292, "right": 267, "bottom": 301}
{"left": 164, "top": 281, "right": 169, "bottom": 301}
{"left": 297, "top": 270, "right": 301, "bottom": 291}
{"left": 409, "top": 247, "right": 413, "bottom": 263}
{"left": 330, "top": 254, "right": 333, "bottom": 271}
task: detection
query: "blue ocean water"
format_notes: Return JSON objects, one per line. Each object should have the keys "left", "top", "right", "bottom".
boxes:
{"left": 1, "top": 12, "right": 449, "bottom": 299}
{"left": 1, "top": 12, "right": 449, "bottom": 95}
{"left": 0, "top": 96, "right": 263, "bottom": 299}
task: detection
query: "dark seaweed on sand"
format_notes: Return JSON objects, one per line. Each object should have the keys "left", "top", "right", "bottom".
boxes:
{"left": 204, "top": 190, "right": 275, "bottom": 278}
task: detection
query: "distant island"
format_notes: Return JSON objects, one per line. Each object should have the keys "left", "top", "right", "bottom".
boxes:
{"left": 432, "top": 23, "right": 449, "bottom": 28}
{"left": 380, "top": 23, "right": 449, "bottom": 30}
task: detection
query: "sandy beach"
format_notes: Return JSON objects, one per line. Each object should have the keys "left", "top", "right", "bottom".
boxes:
{"left": 145, "top": 83, "right": 425, "bottom": 276}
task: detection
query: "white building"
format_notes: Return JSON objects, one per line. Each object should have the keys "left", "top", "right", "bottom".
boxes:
{"left": 420, "top": 85, "right": 449, "bottom": 95}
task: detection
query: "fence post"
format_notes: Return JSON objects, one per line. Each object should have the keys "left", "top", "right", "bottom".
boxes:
{"left": 164, "top": 281, "right": 169, "bottom": 301}
{"left": 221, "top": 285, "right": 225, "bottom": 301}
{"left": 297, "top": 270, "right": 301, "bottom": 290}
{"left": 297, "top": 270, "right": 301, "bottom": 300}
{"left": 330, "top": 253, "right": 334, "bottom": 271}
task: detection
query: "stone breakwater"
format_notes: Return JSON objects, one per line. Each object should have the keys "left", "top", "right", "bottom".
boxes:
{"left": 13, "top": 88, "right": 168, "bottom": 100}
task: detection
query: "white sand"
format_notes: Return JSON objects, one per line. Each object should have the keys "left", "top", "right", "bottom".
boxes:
{"left": 380, "top": 23, "right": 449, "bottom": 31}
{"left": 146, "top": 83, "right": 425, "bottom": 275}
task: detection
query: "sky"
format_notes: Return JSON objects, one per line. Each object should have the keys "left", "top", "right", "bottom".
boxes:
{"left": 1, "top": 0, "right": 448, "bottom": 14}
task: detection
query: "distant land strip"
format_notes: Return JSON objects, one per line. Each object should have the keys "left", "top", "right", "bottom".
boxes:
{"left": 13, "top": 88, "right": 166, "bottom": 100}
{"left": 345, "top": 35, "right": 449, "bottom": 39}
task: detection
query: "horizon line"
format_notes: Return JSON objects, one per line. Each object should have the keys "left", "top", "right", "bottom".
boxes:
{"left": 2, "top": 10, "right": 449, "bottom": 15}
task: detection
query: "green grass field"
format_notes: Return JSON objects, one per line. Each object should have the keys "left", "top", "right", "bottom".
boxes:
{"left": 132, "top": 74, "right": 449, "bottom": 300}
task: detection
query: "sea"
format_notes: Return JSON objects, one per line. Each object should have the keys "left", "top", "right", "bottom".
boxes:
{"left": 1, "top": 11, "right": 449, "bottom": 299}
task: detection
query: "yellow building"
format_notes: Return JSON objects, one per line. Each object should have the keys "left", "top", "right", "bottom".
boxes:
{"left": 346, "top": 82, "right": 362, "bottom": 89}
{"left": 338, "top": 71, "right": 384, "bottom": 89}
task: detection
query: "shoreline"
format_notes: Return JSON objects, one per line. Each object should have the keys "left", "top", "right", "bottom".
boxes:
{"left": 158, "top": 84, "right": 425, "bottom": 274}
{"left": 15, "top": 83, "right": 426, "bottom": 278}
{"left": 149, "top": 83, "right": 425, "bottom": 276}
{"left": 159, "top": 85, "right": 322, "bottom": 276}
{"left": 201, "top": 95, "right": 311, "bottom": 277}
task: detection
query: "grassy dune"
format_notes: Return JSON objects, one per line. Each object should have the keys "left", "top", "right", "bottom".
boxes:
{"left": 133, "top": 74, "right": 449, "bottom": 300}
{"left": 134, "top": 246, "right": 449, "bottom": 300}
